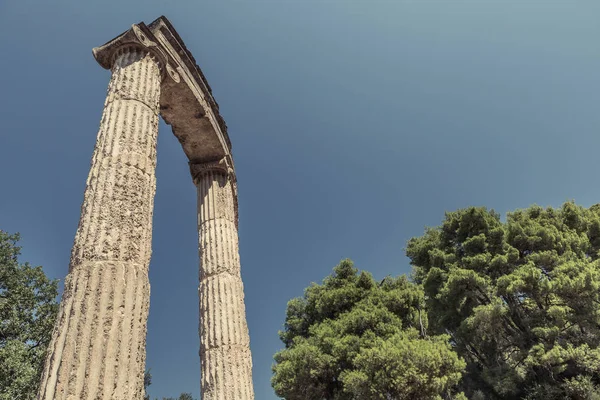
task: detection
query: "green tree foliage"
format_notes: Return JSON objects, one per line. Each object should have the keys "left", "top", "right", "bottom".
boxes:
{"left": 406, "top": 203, "right": 600, "bottom": 399}
{"left": 0, "top": 230, "right": 59, "bottom": 400}
{"left": 144, "top": 369, "right": 152, "bottom": 400}
{"left": 272, "top": 259, "right": 466, "bottom": 400}
{"left": 143, "top": 369, "right": 196, "bottom": 400}
{"left": 160, "top": 394, "right": 194, "bottom": 400}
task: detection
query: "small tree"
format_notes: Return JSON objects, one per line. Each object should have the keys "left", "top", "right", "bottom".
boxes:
{"left": 272, "top": 259, "right": 466, "bottom": 400}
{"left": 144, "top": 369, "right": 152, "bottom": 400}
{"left": 161, "top": 393, "right": 195, "bottom": 400}
{"left": 406, "top": 203, "right": 600, "bottom": 399}
{"left": 143, "top": 369, "right": 196, "bottom": 400}
{"left": 0, "top": 230, "right": 59, "bottom": 400}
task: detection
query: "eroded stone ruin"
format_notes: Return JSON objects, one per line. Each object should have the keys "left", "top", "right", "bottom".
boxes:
{"left": 38, "top": 16, "right": 254, "bottom": 400}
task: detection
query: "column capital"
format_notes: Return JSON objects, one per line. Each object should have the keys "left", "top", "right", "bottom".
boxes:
{"left": 189, "top": 156, "right": 236, "bottom": 183}
{"left": 93, "top": 23, "right": 180, "bottom": 83}
{"left": 190, "top": 156, "right": 239, "bottom": 229}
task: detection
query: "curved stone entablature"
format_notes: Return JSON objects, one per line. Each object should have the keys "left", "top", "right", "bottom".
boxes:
{"left": 93, "top": 16, "right": 233, "bottom": 165}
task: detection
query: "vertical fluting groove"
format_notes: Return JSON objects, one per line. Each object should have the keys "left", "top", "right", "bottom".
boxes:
{"left": 39, "top": 49, "right": 161, "bottom": 400}
{"left": 58, "top": 260, "right": 93, "bottom": 396}
{"left": 78, "top": 99, "right": 123, "bottom": 397}
{"left": 140, "top": 271, "right": 152, "bottom": 395}
{"left": 88, "top": 257, "right": 114, "bottom": 399}
{"left": 220, "top": 275, "right": 227, "bottom": 344}
{"left": 228, "top": 227, "right": 242, "bottom": 345}
{"left": 40, "top": 267, "right": 78, "bottom": 399}
{"left": 217, "top": 277, "right": 225, "bottom": 398}
{"left": 128, "top": 266, "right": 144, "bottom": 397}
{"left": 102, "top": 262, "right": 126, "bottom": 398}
{"left": 224, "top": 270, "right": 233, "bottom": 348}
{"left": 79, "top": 97, "right": 122, "bottom": 264}
{"left": 73, "top": 266, "right": 96, "bottom": 396}
{"left": 127, "top": 266, "right": 141, "bottom": 396}
{"left": 117, "top": 266, "right": 130, "bottom": 396}
{"left": 197, "top": 170, "right": 254, "bottom": 400}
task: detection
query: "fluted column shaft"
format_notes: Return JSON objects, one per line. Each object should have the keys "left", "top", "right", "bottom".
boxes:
{"left": 194, "top": 164, "right": 254, "bottom": 400}
{"left": 39, "top": 48, "right": 161, "bottom": 400}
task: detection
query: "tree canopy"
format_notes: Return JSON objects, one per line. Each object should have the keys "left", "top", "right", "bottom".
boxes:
{"left": 406, "top": 202, "right": 600, "bottom": 399}
{"left": 0, "top": 230, "right": 59, "bottom": 400}
{"left": 272, "top": 259, "right": 466, "bottom": 400}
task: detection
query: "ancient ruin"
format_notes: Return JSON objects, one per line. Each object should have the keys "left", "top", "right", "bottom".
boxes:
{"left": 38, "top": 17, "right": 254, "bottom": 400}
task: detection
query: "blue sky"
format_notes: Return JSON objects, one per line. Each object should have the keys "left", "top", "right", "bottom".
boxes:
{"left": 1, "top": 1, "right": 599, "bottom": 398}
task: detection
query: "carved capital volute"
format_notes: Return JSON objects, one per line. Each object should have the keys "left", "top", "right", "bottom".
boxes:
{"left": 93, "top": 23, "right": 180, "bottom": 83}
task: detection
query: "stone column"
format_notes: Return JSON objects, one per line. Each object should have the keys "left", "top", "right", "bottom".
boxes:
{"left": 192, "top": 159, "right": 255, "bottom": 400}
{"left": 38, "top": 46, "right": 162, "bottom": 400}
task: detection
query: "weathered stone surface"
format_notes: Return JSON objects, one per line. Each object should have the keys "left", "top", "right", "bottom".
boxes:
{"left": 194, "top": 163, "right": 254, "bottom": 400}
{"left": 94, "top": 17, "right": 233, "bottom": 163}
{"left": 40, "top": 17, "right": 255, "bottom": 400}
{"left": 38, "top": 48, "right": 161, "bottom": 400}
{"left": 148, "top": 17, "right": 232, "bottom": 163}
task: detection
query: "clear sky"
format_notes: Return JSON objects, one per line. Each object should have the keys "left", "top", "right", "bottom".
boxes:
{"left": 1, "top": 1, "right": 599, "bottom": 399}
